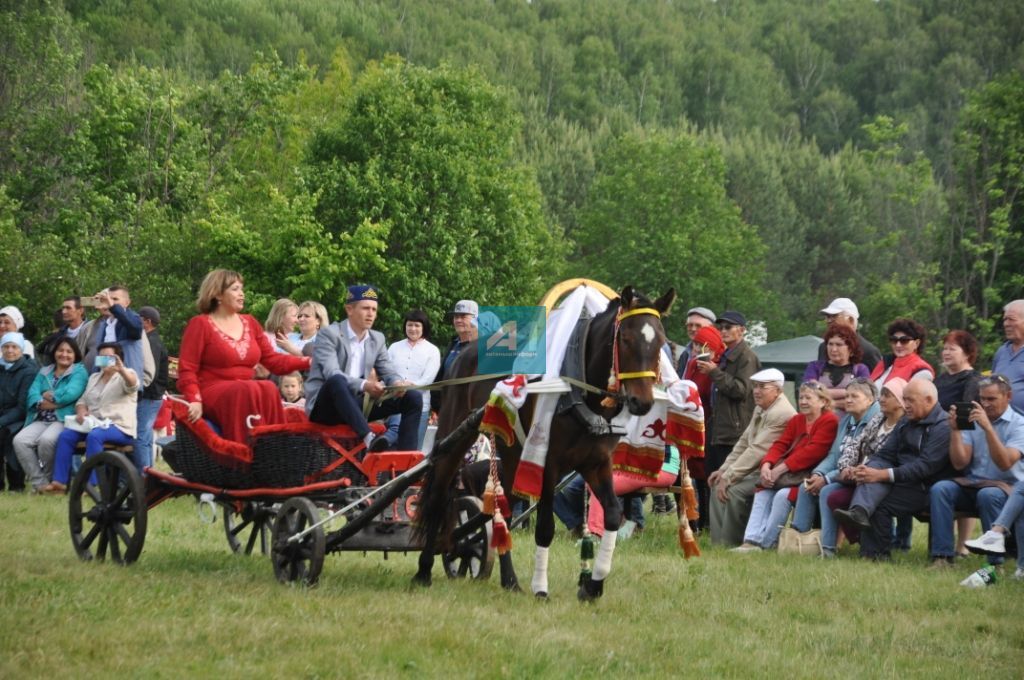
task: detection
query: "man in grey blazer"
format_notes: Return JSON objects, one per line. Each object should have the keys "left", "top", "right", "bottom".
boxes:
{"left": 305, "top": 285, "right": 422, "bottom": 451}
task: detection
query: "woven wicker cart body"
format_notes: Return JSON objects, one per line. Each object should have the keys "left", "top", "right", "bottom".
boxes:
{"left": 166, "top": 402, "right": 370, "bottom": 490}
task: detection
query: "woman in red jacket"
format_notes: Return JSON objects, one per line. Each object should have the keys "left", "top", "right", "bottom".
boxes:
{"left": 177, "top": 270, "right": 310, "bottom": 454}
{"left": 733, "top": 380, "right": 839, "bottom": 551}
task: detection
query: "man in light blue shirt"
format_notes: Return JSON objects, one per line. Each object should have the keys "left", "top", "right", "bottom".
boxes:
{"left": 992, "top": 299, "right": 1024, "bottom": 413}
{"left": 929, "top": 374, "right": 1024, "bottom": 566}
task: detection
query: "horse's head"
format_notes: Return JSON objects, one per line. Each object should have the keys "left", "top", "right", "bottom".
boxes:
{"left": 612, "top": 286, "right": 677, "bottom": 416}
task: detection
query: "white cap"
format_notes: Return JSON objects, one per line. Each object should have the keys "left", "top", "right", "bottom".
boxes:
{"left": 0, "top": 305, "right": 24, "bottom": 330}
{"left": 820, "top": 297, "right": 859, "bottom": 320}
{"left": 750, "top": 367, "right": 785, "bottom": 387}
{"left": 449, "top": 300, "right": 479, "bottom": 317}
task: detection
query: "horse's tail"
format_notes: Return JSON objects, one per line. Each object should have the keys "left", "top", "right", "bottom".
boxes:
{"left": 413, "top": 406, "right": 486, "bottom": 545}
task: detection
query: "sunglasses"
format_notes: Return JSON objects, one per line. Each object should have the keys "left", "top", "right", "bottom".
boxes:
{"left": 716, "top": 322, "right": 738, "bottom": 331}
{"left": 979, "top": 374, "right": 1010, "bottom": 388}
{"left": 889, "top": 335, "right": 916, "bottom": 345}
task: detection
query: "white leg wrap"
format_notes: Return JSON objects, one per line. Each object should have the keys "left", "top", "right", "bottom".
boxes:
{"left": 531, "top": 545, "right": 550, "bottom": 595}
{"left": 592, "top": 530, "right": 617, "bottom": 581}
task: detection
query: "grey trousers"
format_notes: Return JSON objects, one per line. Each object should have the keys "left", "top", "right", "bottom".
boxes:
{"left": 13, "top": 421, "right": 64, "bottom": 490}
{"left": 709, "top": 471, "right": 759, "bottom": 547}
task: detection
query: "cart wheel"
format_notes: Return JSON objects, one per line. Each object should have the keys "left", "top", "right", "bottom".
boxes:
{"left": 224, "top": 502, "right": 276, "bottom": 555}
{"left": 271, "top": 497, "right": 324, "bottom": 586}
{"left": 442, "top": 496, "right": 495, "bottom": 580}
{"left": 68, "top": 451, "right": 147, "bottom": 565}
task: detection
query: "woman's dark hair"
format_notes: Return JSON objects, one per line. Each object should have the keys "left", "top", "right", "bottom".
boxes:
{"left": 942, "top": 330, "right": 979, "bottom": 367}
{"left": 97, "top": 341, "right": 125, "bottom": 360}
{"left": 887, "top": 318, "right": 927, "bottom": 354}
{"left": 823, "top": 324, "right": 863, "bottom": 365}
{"left": 51, "top": 336, "right": 83, "bottom": 365}
{"left": 403, "top": 309, "right": 433, "bottom": 341}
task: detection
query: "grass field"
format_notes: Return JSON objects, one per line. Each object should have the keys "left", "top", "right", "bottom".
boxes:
{"left": 1, "top": 489, "right": 1022, "bottom": 679}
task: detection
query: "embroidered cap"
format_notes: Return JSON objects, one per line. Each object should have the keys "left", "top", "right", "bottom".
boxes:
{"left": 346, "top": 285, "right": 380, "bottom": 303}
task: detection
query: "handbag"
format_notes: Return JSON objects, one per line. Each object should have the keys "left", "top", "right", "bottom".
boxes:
{"left": 769, "top": 433, "right": 811, "bottom": 488}
{"left": 63, "top": 414, "right": 111, "bottom": 434}
{"left": 777, "top": 527, "right": 823, "bottom": 556}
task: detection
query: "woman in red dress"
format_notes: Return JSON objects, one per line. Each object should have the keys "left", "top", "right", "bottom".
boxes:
{"left": 177, "top": 269, "right": 311, "bottom": 445}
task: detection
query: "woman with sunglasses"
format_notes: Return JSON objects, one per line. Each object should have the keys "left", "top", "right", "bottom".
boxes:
{"left": 803, "top": 325, "right": 871, "bottom": 414}
{"left": 870, "top": 318, "right": 934, "bottom": 388}
{"left": 733, "top": 381, "right": 838, "bottom": 551}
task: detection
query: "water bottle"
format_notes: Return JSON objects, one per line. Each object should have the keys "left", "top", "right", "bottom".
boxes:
{"left": 959, "top": 565, "right": 997, "bottom": 588}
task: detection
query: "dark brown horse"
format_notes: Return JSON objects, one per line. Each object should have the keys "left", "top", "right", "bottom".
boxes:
{"left": 414, "top": 286, "right": 676, "bottom": 600}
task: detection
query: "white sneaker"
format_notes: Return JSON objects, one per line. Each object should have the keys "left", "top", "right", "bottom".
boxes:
{"left": 964, "top": 530, "right": 1006, "bottom": 555}
{"left": 730, "top": 543, "right": 762, "bottom": 553}
{"left": 1014, "top": 567, "right": 1024, "bottom": 581}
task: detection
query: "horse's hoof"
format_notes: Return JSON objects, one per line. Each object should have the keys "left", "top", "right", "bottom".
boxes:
{"left": 534, "top": 591, "right": 548, "bottom": 600}
{"left": 577, "top": 575, "right": 604, "bottom": 602}
{"left": 411, "top": 573, "right": 432, "bottom": 588}
{"left": 504, "top": 581, "right": 523, "bottom": 594}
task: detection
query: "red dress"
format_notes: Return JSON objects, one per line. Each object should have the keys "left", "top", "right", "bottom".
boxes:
{"left": 177, "top": 314, "right": 310, "bottom": 444}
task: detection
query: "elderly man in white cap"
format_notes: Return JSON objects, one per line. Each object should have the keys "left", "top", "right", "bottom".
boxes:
{"left": 708, "top": 367, "right": 796, "bottom": 547}
{"left": 0, "top": 306, "right": 35, "bottom": 359}
{"left": 817, "top": 297, "right": 881, "bottom": 370}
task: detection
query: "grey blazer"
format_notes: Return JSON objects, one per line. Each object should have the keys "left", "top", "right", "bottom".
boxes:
{"left": 304, "top": 320, "right": 400, "bottom": 413}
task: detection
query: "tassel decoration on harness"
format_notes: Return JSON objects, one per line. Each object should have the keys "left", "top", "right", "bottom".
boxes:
{"left": 678, "top": 464, "right": 701, "bottom": 558}
{"left": 487, "top": 434, "right": 513, "bottom": 555}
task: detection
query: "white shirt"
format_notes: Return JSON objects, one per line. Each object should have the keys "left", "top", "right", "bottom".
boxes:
{"left": 103, "top": 316, "right": 118, "bottom": 343}
{"left": 344, "top": 323, "right": 368, "bottom": 388}
{"left": 388, "top": 338, "right": 441, "bottom": 412}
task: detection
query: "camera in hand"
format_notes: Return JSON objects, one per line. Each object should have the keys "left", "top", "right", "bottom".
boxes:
{"left": 95, "top": 355, "right": 116, "bottom": 368}
{"left": 953, "top": 402, "right": 975, "bottom": 430}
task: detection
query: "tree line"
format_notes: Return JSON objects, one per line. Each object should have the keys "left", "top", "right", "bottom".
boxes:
{"left": 1, "top": 0, "right": 1022, "bottom": 363}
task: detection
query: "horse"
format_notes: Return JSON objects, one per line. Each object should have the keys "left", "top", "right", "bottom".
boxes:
{"left": 414, "top": 285, "right": 676, "bottom": 600}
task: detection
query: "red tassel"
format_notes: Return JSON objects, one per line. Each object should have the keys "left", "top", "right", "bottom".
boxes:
{"left": 483, "top": 487, "right": 496, "bottom": 515}
{"left": 679, "top": 524, "right": 701, "bottom": 559}
{"left": 496, "top": 492, "right": 511, "bottom": 519}
{"left": 491, "top": 514, "right": 512, "bottom": 555}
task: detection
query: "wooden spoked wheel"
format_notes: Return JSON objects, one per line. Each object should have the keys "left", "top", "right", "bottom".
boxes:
{"left": 68, "top": 451, "right": 148, "bottom": 565}
{"left": 441, "top": 496, "right": 495, "bottom": 580}
{"left": 223, "top": 501, "right": 276, "bottom": 556}
{"left": 271, "top": 497, "right": 325, "bottom": 586}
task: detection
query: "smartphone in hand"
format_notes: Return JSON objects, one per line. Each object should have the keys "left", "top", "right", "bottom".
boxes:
{"left": 953, "top": 402, "right": 975, "bottom": 430}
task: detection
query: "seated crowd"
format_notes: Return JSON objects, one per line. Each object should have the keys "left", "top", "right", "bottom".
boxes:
{"left": 4, "top": 278, "right": 1024, "bottom": 586}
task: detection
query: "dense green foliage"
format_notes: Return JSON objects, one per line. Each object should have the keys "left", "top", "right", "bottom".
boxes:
{"left": 2, "top": 0, "right": 1023, "bottom": 359}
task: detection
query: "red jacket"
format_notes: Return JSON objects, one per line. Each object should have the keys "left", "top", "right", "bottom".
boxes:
{"left": 869, "top": 353, "right": 934, "bottom": 384}
{"left": 762, "top": 411, "right": 839, "bottom": 472}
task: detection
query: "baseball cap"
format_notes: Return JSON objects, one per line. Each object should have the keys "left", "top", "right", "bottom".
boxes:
{"left": 820, "top": 297, "right": 859, "bottom": 320}
{"left": 716, "top": 310, "right": 747, "bottom": 327}
{"left": 138, "top": 306, "right": 161, "bottom": 325}
{"left": 449, "top": 300, "right": 479, "bottom": 317}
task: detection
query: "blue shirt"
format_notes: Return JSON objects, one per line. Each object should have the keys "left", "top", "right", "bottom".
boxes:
{"left": 960, "top": 406, "right": 1024, "bottom": 482}
{"left": 992, "top": 341, "right": 1024, "bottom": 413}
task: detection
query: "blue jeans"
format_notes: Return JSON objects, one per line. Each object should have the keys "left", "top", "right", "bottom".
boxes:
{"left": 134, "top": 398, "right": 163, "bottom": 475}
{"left": 553, "top": 474, "right": 585, "bottom": 530}
{"left": 53, "top": 425, "right": 135, "bottom": 485}
{"left": 930, "top": 479, "right": 1008, "bottom": 564}
{"left": 993, "top": 479, "right": 1024, "bottom": 569}
{"left": 552, "top": 474, "right": 645, "bottom": 531}
{"left": 743, "top": 488, "right": 795, "bottom": 548}
{"left": 384, "top": 406, "right": 431, "bottom": 451}
{"left": 791, "top": 484, "right": 818, "bottom": 532}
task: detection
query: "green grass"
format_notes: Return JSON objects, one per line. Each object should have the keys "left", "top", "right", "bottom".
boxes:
{"left": 2, "top": 491, "right": 1022, "bottom": 679}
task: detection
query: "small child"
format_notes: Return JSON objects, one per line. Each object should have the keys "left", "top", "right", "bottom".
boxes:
{"left": 279, "top": 372, "right": 305, "bottom": 408}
